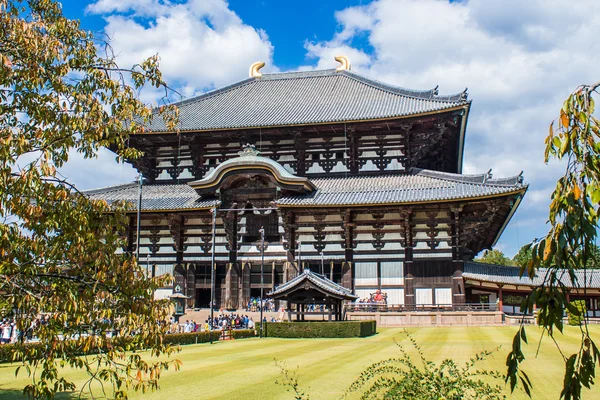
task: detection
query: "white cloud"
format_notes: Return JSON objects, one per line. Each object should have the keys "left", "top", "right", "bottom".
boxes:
{"left": 301, "top": 0, "right": 600, "bottom": 256}
{"left": 88, "top": 0, "right": 275, "bottom": 94}
{"left": 60, "top": 0, "right": 276, "bottom": 191}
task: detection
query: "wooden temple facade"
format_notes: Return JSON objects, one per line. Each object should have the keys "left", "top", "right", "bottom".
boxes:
{"left": 88, "top": 58, "right": 528, "bottom": 310}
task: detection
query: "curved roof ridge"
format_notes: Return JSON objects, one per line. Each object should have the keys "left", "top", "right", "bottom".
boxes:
{"left": 156, "top": 77, "right": 256, "bottom": 110}
{"left": 411, "top": 168, "right": 525, "bottom": 187}
{"left": 260, "top": 69, "right": 338, "bottom": 80}
{"left": 342, "top": 70, "right": 468, "bottom": 102}
{"left": 84, "top": 182, "right": 138, "bottom": 195}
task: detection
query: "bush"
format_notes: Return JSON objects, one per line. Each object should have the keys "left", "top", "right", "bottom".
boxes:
{"left": 567, "top": 300, "right": 587, "bottom": 326}
{"left": 346, "top": 330, "right": 504, "bottom": 400}
{"left": 230, "top": 329, "right": 256, "bottom": 339}
{"left": 163, "top": 331, "right": 221, "bottom": 345}
{"left": 264, "top": 321, "right": 376, "bottom": 338}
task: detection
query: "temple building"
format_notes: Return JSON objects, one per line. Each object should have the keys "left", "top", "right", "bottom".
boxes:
{"left": 88, "top": 57, "right": 530, "bottom": 311}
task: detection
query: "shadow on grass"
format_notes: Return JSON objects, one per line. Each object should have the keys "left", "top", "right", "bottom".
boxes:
{"left": 0, "top": 389, "right": 85, "bottom": 399}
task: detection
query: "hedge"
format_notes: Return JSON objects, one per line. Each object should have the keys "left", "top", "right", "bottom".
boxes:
{"left": 264, "top": 321, "right": 377, "bottom": 338}
{"left": 0, "top": 331, "right": 222, "bottom": 364}
{"left": 568, "top": 300, "right": 587, "bottom": 326}
{"left": 230, "top": 329, "right": 256, "bottom": 339}
{"left": 163, "top": 331, "right": 222, "bottom": 345}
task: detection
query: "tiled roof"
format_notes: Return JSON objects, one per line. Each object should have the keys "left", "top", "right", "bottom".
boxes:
{"left": 85, "top": 183, "right": 218, "bottom": 211}
{"left": 463, "top": 262, "right": 600, "bottom": 289}
{"left": 268, "top": 269, "right": 358, "bottom": 299}
{"left": 276, "top": 168, "right": 526, "bottom": 207}
{"left": 141, "top": 69, "right": 469, "bottom": 132}
{"left": 85, "top": 168, "right": 526, "bottom": 211}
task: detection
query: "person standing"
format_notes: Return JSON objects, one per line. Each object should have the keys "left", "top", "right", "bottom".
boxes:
{"left": 1, "top": 320, "right": 12, "bottom": 344}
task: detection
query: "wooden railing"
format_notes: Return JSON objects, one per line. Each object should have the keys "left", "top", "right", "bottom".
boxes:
{"left": 345, "top": 303, "right": 499, "bottom": 313}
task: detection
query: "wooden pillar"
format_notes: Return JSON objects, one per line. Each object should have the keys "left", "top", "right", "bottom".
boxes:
{"left": 127, "top": 215, "right": 135, "bottom": 253}
{"left": 328, "top": 298, "right": 332, "bottom": 321}
{"left": 498, "top": 286, "right": 503, "bottom": 311}
{"left": 238, "top": 262, "right": 251, "bottom": 310}
{"left": 330, "top": 261, "right": 334, "bottom": 281}
{"left": 402, "top": 209, "right": 415, "bottom": 306}
{"left": 271, "top": 261, "right": 276, "bottom": 289}
{"left": 294, "top": 133, "right": 307, "bottom": 176}
{"left": 342, "top": 210, "right": 354, "bottom": 291}
{"left": 224, "top": 263, "right": 239, "bottom": 310}
{"left": 450, "top": 206, "right": 466, "bottom": 304}
{"left": 186, "top": 264, "right": 195, "bottom": 309}
{"left": 348, "top": 127, "right": 359, "bottom": 174}
{"left": 287, "top": 303, "right": 292, "bottom": 322}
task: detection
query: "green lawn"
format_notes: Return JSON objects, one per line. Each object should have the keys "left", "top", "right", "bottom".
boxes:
{"left": 1, "top": 325, "right": 599, "bottom": 399}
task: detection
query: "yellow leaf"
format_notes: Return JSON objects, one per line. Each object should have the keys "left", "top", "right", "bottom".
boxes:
{"left": 543, "top": 239, "right": 553, "bottom": 261}
{"left": 573, "top": 184, "right": 581, "bottom": 200}
{"left": 560, "top": 110, "right": 569, "bottom": 128}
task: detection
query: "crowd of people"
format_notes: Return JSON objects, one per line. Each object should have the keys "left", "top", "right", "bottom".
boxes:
{"left": 246, "top": 297, "right": 276, "bottom": 312}
{"left": 170, "top": 313, "right": 280, "bottom": 334}
{"left": 1, "top": 316, "right": 49, "bottom": 345}
{"left": 353, "top": 290, "right": 388, "bottom": 310}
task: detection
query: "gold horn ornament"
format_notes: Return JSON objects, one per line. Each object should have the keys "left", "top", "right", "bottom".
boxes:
{"left": 249, "top": 61, "right": 265, "bottom": 78}
{"left": 334, "top": 55, "right": 351, "bottom": 71}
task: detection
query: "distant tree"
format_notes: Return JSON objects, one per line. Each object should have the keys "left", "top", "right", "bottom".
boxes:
{"left": 0, "top": 0, "right": 180, "bottom": 398}
{"left": 475, "top": 249, "right": 514, "bottom": 266}
{"left": 513, "top": 243, "right": 600, "bottom": 269}
{"left": 512, "top": 246, "right": 533, "bottom": 269}
{"left": 506, "top": 81, "right": 600, "bottom": 399}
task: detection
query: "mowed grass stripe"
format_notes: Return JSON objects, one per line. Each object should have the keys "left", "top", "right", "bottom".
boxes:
{"left": 1, "top": 326, "right": 599, "bottom": 400}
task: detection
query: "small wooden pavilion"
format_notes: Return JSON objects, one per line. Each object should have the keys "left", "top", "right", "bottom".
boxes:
{"left": 268, "top": 269, "right": 358, "bottom": 321}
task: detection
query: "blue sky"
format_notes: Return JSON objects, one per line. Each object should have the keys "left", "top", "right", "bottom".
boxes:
{"left": 55, "top": 0, "right": 600, "bottom": 258}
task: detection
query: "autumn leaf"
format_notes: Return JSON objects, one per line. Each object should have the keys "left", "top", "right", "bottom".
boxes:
{"left": 573, "top": 184, "right": 581, "bottom": 200}
{"left": 560, "top": 109, "right": 569, "bottom": 128}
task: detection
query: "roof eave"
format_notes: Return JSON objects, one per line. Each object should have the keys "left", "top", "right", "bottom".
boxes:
{"left": 490, "top": 186, "right": 528, "bottom": 248}
{"left": 131, "top": 105, "right": 471, "bottom": 135}
{"left": 457, "top": 102, "right": 472, "bottom": 174}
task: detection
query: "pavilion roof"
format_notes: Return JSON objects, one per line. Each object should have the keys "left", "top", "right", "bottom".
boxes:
{"left": 268, "top": 269, "right": 358, "bottom": 300}
{"left": 139, "top": 69, "right": 469, "bottom": 133}
{"left": 463, "top": 262, "right": 600, "bottom": 289}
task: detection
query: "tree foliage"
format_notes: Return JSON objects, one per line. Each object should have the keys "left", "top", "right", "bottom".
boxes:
{"left": 512, "top": 246, "right": 533, "bottom": 269}
{"left": 505, "top": 82, "right": 600, "bottom": 399}
{"left": 345, "top": 330, "right": 505, "bottom": 400}
{"left": 476, "top": 249, "right": 514, "bottom": 266}
{"left": 0, "top": 0, "right": 180, "bottom": 398}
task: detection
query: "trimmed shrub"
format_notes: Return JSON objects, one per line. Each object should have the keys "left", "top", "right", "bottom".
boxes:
{"left": 230, "top": 329, "right": 256, "bottom": 339}
{"left": 163, "top": 331, "right": 221, "bottom": 345}
{"left": 264, "top": 321, "right": 376, "bottom": 338}
{"left": 567, "top": 300, "right": 587, "bottom": 326}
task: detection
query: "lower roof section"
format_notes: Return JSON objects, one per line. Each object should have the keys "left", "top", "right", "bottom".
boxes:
{"left": 277, "top": 168, "right": 526, "bottom": 207}
{"left": 85, "top": 182, "right": 218, "bottom": 212}
{"left": 85, "top": 168, "right": 526, "bottom": 212}
{"left": 464, "top": 262, "right": 600, "bottom": 289}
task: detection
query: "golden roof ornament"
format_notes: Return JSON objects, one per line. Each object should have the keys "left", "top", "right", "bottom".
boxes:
{"left": 335, "top": 55, "right": 351, "bottom": 71}
{"left": 249, "top": 61, "right": 265, "bottom": 78}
